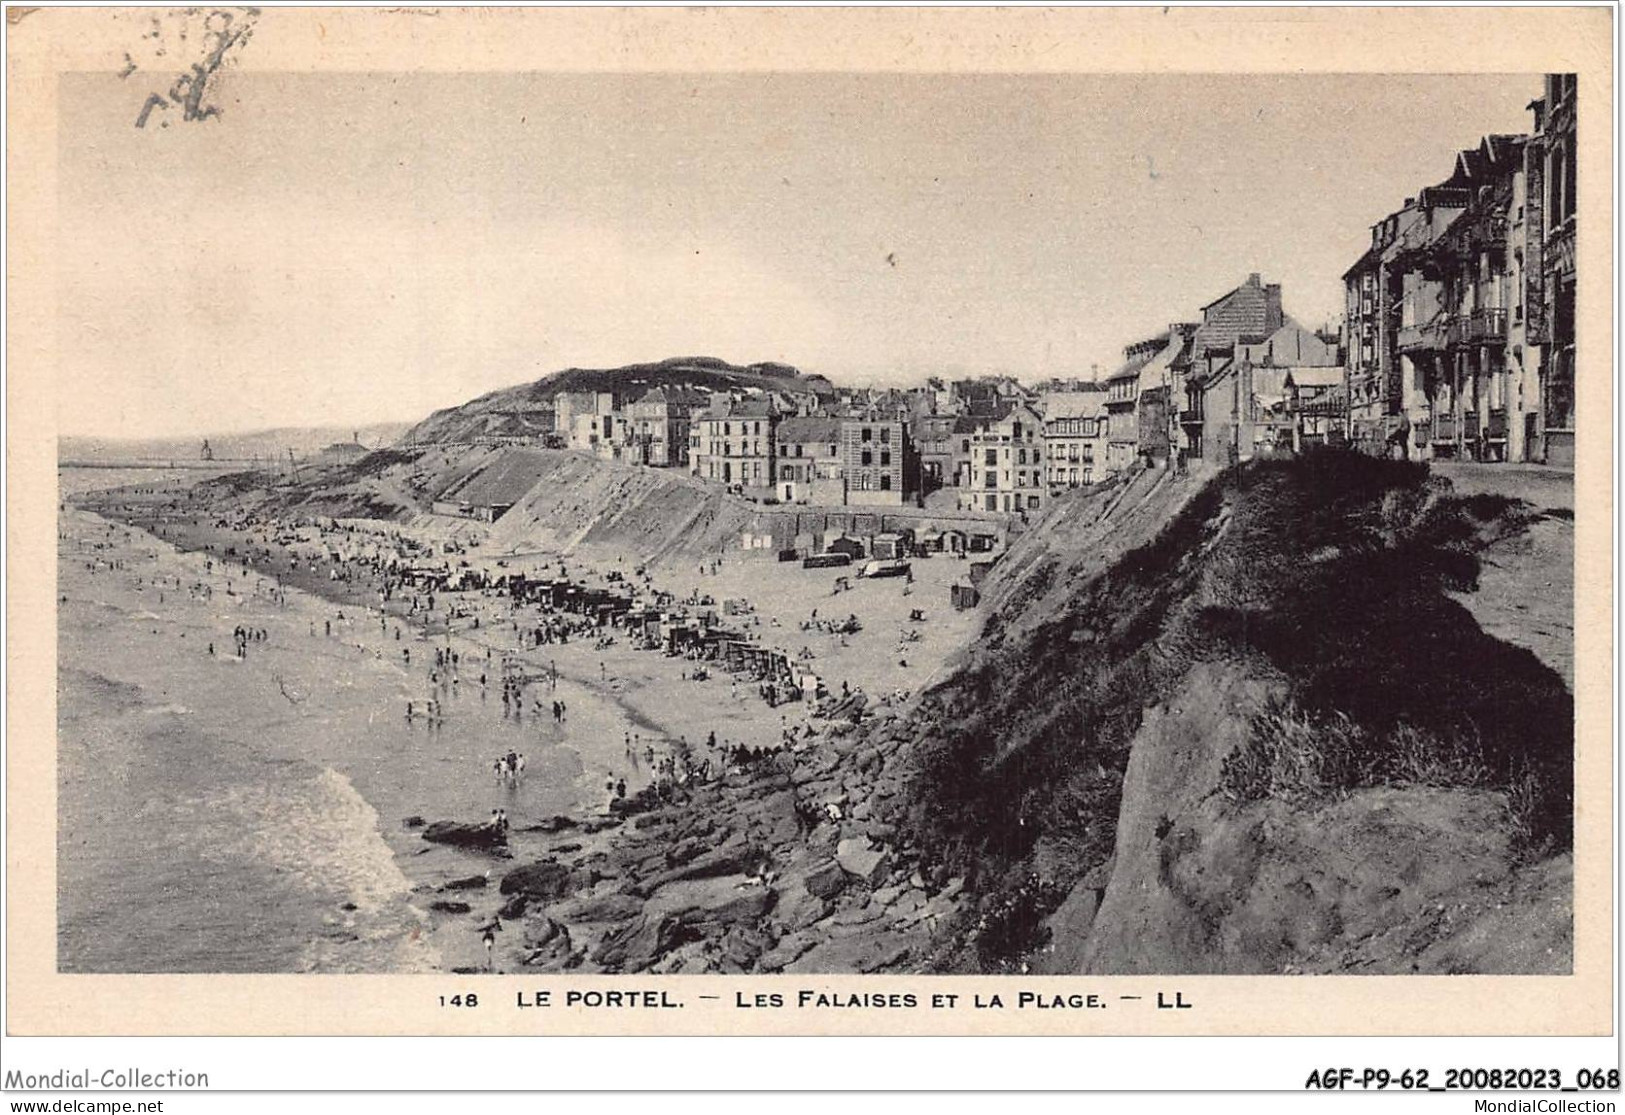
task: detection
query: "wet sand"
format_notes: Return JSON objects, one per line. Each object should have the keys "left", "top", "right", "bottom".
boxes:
{"left": 59, "top": 507, "right": 654, "bottom": 971}
{"left": 63, "top": 477, "right": 985, "bottom": 971}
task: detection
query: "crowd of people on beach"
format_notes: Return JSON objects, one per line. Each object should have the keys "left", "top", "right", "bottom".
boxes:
{"left": 68, "top": 491, "right": 931, "bottom": 974}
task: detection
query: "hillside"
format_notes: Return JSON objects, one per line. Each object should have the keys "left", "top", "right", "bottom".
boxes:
{"left": 902, "top": 452, "right": 1572, "bottom": 974}
{"left": 492, "top": 452, "right": 1573, "bottom": 976}
{"left": 401, "top": 356, "right": 828, "bottom": 445}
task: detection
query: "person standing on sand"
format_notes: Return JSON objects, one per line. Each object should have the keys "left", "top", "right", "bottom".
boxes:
{"left": 480, "top": 918, "right": 501, "bottom": 972}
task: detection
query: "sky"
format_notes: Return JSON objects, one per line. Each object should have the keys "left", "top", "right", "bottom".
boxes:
{"left": 56, "top": 71, "right": 1546, "bottom": 438}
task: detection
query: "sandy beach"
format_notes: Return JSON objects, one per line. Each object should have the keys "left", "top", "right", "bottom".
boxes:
{"left": 60, "top": 472, "right": 983, "bottom": 973}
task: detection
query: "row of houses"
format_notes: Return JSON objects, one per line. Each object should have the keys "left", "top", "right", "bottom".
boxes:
{"left": 1342, "top": 73, "right": 1578, "bottom": 466}
{"left": 546, "top": 72, "right": 1581, "bottom": 521}
{"left": 1072, "top": 272, "right": 1348, "bottom": 477}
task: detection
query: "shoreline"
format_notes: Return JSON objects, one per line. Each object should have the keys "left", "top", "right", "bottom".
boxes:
{"left": 56, "top": 502, "right": 678, "bottom": 972}
{"left": 62, "top": 477, "right": 984, "bottom": 974}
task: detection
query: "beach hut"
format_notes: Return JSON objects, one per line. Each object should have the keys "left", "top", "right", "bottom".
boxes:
{"left": 872, "top": 532, "right": 906, "bottom": 560}
{"left": 826, "top": 536, "right": 866, "bottom": 561}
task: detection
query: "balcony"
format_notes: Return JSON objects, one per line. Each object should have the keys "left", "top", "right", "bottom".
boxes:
{"left": 1430, "top": 414, "right": 1457, "bottom": 443}
{"left": 1469, "top": 307, "right": 1507, "bottom": 342}
{"left": 1479, "top": 213, "right": 1509, "bottom": 250}
{"left": 1295, "top": 397, "right": 1346, "bottom": 418}
{"left": 1179, "top": 408, "right": 1203, "bottom": 425}
{"left": 1397, "top": 319, "right": 1444, "bottom": 353}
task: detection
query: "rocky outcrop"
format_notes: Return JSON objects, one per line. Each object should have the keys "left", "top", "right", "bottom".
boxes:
{"left": 421, "top": 820, "right": 507, "bottom": 851}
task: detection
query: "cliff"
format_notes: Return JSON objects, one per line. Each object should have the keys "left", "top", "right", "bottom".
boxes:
{"left": 902, "top": 452, "right": 1572, "bottom": 974}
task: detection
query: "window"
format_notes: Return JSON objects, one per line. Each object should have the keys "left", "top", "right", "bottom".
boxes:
{"left": 1017, "top": 448, "right": 1027, "bottom": 465}
{"left": 985, "top": 494, "right": 997, "bottom": 511}
{"left": 961, "top": 439, "right": 970, "bottom": 452}
{"left": 880, "top": 451, "right": 891, "bottom": 467}
{"left": 1028, "top": 495, "right": 1041, "bottom": 510}
{"left": 880, "top": 475, "right": 892, "bottom": 491}
{"left": 861, "top": 450, "right": 872, "bottom": 466}
{"left": 983, "top": 471, "right": 997, "bottom": 489}
{"left": 984, "top": 449, "right": 997, "bottom": 466}
{"left": 862, "top": 428, "right": 873, "bottom": 442}
{"left": 880, "top": 428, "right": 891, "bottom": 444}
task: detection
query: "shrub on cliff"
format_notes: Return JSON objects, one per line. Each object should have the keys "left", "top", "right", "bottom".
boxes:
{"left": 902, "top": 450, "right": 1573, "bottom": 970}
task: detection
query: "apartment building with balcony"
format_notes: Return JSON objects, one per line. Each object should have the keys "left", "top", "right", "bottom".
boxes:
{"left": 1102, "top": 334, "right": 1170, "bottom": 475}
{"left": 1342, "top": 186, "right": 1470, "bottom": 456}
{"left": 689, "top": 396, "right": 779, "bottom": 499}
{"left": 957, "top": 401, "right": 1046, "bottom": 514}
{"left": 624, "top": 386, "right": 704, "bottom": 468}
{"left": 1342, "top": 75, "right": 1576, "bottom": 465}
{"left": 1534, "top": 73, "right": 1578, "bottom": 466}
{"left": 1040, "top": 389, "right": 1107, "bottom": 491}
{"left": 1413, "top": 141, "right": 1530, "bottom": 461}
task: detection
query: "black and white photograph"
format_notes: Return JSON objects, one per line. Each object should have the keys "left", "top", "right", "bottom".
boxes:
{"left": 5, "top": 6, "right": 1612, "bottom": 1072}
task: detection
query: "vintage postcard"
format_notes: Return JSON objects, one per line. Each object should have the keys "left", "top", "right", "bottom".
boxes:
{"left": 4, "top": 5, "right": 1614, "bottom": 1047}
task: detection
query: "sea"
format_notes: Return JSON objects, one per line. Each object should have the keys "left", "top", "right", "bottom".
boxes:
{"left": 56, "top": 467, "right": 649, "bottom": 973}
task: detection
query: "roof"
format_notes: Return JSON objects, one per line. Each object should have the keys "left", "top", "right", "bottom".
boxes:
{"left": 997, "top": 400, "right": 1044, "bottom": 425}
{"left": 636, "top": 385, "right": 709, "bottom": 408}
{"left": 1341, "top": 244, "right": 1382, "bottom": 282}
{"left": 1283, "top": 366, "right": 1344, "bottom": 389}
{"left": 731, "top": 397, "right": 777, "bottom": 418}
{"left": 1041, "top": 392, "right": 1105, "bottom": 421}
{"left": 1106, "top": 350, "right": 1156, "bottom": 384}
{"left": 776, "top": 416, "right": 842, "bottom": 443}
{"left": 700, "top": 396, "right": 775, "bottom": 420}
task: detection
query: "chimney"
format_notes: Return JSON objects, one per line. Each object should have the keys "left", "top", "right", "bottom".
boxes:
{"left": 1264, "top": 283, "right": 1283, "bottom": 333}
{"left": 1247, "top": 272, "right": 1262, "bottom": 287}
